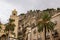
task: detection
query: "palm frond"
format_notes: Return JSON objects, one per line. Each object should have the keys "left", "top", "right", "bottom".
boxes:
{"left": 37, "top": 23, "right": 44, "bottom": 32}
{"left": 41, "top": 12, "right": 51, "bottom": 21}
{"left": 5, "top": 23, "right": 15, "bottom": 31}
{"left": 47, "top": 21, "right": 56, "bottom": 31}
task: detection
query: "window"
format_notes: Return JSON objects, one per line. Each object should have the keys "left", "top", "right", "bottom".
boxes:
{"left": 18, "top": 27, "right": 21, "bottom": 30}
{"left": 33, "top": 29, "right": 36, "bottom": 34}
{"left": 13, "top": 13, "right": 16, "bottom": 16}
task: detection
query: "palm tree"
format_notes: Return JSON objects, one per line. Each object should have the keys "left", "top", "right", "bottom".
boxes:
{"left": 37, "top": 12, "right": 56, "bottom": 40}
{"left": 5, "top": 18, "right": 15, "bottom": 40}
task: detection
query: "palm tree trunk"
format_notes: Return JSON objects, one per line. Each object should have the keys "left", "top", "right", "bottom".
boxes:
{"left": 50, "top": 30, "right": 54, "bottom": 40}
{"left": 44, "top": 26, "right": 46, "bottom": 40}
{"left": 43, "top": 27, "right": 46, "bottom": 40}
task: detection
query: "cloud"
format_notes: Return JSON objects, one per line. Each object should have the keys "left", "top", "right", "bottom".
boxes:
{"left": 0, "top": 1, "right": 16, "bottom": 23}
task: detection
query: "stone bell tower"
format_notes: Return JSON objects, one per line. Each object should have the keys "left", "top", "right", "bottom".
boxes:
{"left": 10, "top": 9, "right": 19, "bottom": 39}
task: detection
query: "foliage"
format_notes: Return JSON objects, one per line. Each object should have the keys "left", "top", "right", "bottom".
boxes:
{"left": 5, "top": 23, "right": 15, "bottom": 31}
{"left": 4, "top": 18, "right": 15, "bottom": 40}
{"left": 47, "top": 21, "right": 56, "bottom": 31}
{"left": 20, "top": 13, "right": 25, "bottom": 15}
{"left": 9, "top": 18, "right": 15, "bottom": 23}
{"left": 41, "top": 12, "right": 51, "bottom": 21}
{"left": 57, "top": 8, "right": 60, "bottom": 10}
{"left": 0, "top": 25, "right": 1, "bottom": 29}
{"left": 37, "top": 12, "right": 56, "bottom": 32}
{"left": 37, "top": 22, "right": 44, "bottom": 32}
{"left": 5, "top": 18, "right": 15, "bottom": 32}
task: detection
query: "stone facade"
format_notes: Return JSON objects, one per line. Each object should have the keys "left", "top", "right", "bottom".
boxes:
{"left": 0, "top": 9, "right": 60, "bottom": 40}
{"left": 18, "top": 10, "right": 60, "bottom": 40}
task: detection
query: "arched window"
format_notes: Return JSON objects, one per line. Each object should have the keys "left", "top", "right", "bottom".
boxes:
{"left": 1, "top": 35, "right": 6, "bottom": 40}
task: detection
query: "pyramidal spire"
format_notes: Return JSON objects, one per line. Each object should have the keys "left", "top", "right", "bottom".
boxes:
{"left": 12, "top": 9, "right": 17, "bottom": 16}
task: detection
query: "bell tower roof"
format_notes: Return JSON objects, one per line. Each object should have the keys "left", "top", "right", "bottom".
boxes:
{"left": 12, "top": 9, "right": 17, "bottom": 16}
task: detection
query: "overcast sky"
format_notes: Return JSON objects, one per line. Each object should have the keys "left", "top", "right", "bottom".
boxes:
{"left": 0, "top": 0, "right": 60, "bottom": 24}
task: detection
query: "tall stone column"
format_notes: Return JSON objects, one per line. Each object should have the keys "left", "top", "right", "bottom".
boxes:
{"left": 10, "top": 9, "right": 19, "bottom": 39}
